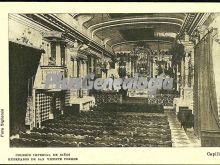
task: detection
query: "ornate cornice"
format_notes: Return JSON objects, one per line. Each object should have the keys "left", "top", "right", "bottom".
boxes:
{"left": 20, "top": 14, "right": 113, "bottom": 58}
{"left": 89, "top": 17, "right": 183, "bottom": 37}
{"left": 179, "top": 13, "right": 206, "bottom": 38}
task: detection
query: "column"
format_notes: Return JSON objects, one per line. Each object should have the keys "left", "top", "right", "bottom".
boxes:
{"left": 126, "top": 61, "right": 129, "bottom": 75}
{"left": 80, "top": 60, "right": 83, "bottom": 77}
{"left": 41, "top": 42, "right": 48, "bottom": 66}
{"left": 176, "top": 64, "right": 180, "bottom": 92}
{"left": 45, "top": 43, "right": 50, "bottom": 65}
{"left": 81, "top": 61, "right": 84, "bottom": 77}
{"left": 85, "top": 61, "right": 87, "bottom": 75}
{"left": 83, "top": 61, "right": 86, "bottom": 76}
{"left": 134, "top": 61, "right": 137, "bottom": 73}
{"left": 131, "top": 61, "right": 134, "bottom": 76}
{"left": 190, "top": 49, "right": 195, "bottom": 88}
{"left": 181, "top": 33, "right": 195, "bottom": 110}
{"left": 132, "top": 59, "right": 136, "bottom": 74}
{"left": 133, "top": 61, "right": 135, "bottom": 74}
{"left": 129, "top": 61, "right": 132, "bottom": 75}
{"left": 180, "top": 58, "right": 185, "bottom": 97}
{"left": 56, "top": 43, "right": 61, "bottom": 66}
{"left": 73, "top": 59, "right": 77, "bottom": 77}
{"left": 66, "top": 51, "right": 73, "bottom": 77}
{"left": 91, "top": 57, "right": 94, "bottom": 73}
{"left": 182, "top": 43, "right": 194, "bottom": 89}
{"left": 70, "top": 60, "right": 74, "bottom": 77}
{"left": 184, "top": 54, "right": 189, "bottom": 88}
{"left": 61, "top": 44, "right": 65, "bottom": 66}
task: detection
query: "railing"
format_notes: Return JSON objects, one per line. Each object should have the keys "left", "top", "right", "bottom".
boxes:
{"left": 148, "top": 94, "right": 180, "bottom": 106}
{"left": 40, "top": 65, "right": 67, "bottom": 91}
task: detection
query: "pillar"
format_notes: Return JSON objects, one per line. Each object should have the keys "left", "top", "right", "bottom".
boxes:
{"left": 56, "top": 43, "right": 61, "bottom": 65}
{"left": 128, "top": 61, "right": 131, "bottom": 76}
{"left": 83, "top": 61, "right": 87, "bottom": 76}
{"left": 66, "top": 50, "right": 73, "bottom": 77}
{"left": 74, "top": 59, "right": 77, "bottom": 77}
{"left": 181, "top": 32, "right": 195, "bottom": 110}
{"left": 190, "top": 44, "right": 195, "bottom": 88}
{"left": 69, "top": 59, "right": 74, "bottom": 77}
{"left": 176, "top": 64, "right": 180, "bottom": 92}
{"left": 91, "top": 57, "right": 94, "bottom": 73}
{"left": 180, "top": 58, "right": 185, "bottom": 97}
{"left": 184, "top": 54, "right": 190, "bottom": 88}
{"left": 80, "top": 60, "right": 83, "bottom": 77}
{"left": 41, "top": 41, "right": 49, "bottom": 66}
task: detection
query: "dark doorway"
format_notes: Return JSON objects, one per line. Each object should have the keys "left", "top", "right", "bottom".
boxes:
{"left": 9, "top": 41, "right": 42, "bottom": 136}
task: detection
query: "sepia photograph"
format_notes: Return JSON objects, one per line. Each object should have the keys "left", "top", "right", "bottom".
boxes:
{"left": 8, "top": 12, "right": 220, "bottom": 149}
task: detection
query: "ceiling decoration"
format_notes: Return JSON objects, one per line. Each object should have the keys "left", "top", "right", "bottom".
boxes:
{"left": 109, "top": 13, "right": 154, "bottom": 19}
{"left": 80, "top": 13, "right": 188, "bottom": 52}
{"left": 179, "top": 13, "right": 204, "bottom": 36}
{"left": 119, "top": 28, "right": 154, "bottom": 41}
{"left": 21, "top": 13, "right": 113, "bottom": 58}
{"left": 21, "top": 13, "right": 207, "bottom": 54}
{"left": 113, "top": 40, "right": 172, "bottom": 53}
{"left": 89, "top": 18, "right": 182, "bottom": 35}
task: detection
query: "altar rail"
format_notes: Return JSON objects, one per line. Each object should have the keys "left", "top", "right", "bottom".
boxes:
{"left": 94, "top": 91, "right": 122, "bottom": 106}
{"left": 148, "top": 94, "right": 180, "bottom": 106}
{"left": 93, "top": 103, "right": 164, "bottom": 113}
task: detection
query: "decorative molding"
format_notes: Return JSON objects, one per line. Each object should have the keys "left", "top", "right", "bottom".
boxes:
{"left": 191, "top": 13, "right": 211, "bottom": 35}
{"left": 89, "top": 17, "right": 184, "bottom": 34}
{"left": 179, "top": 13, "right": 206, "bottom": 38}
{"left": 112, "top": 40, "right": 173, "bottom": 50}
{"left": 43, "top": 31, "right": 63, "bottom": 39}
{"left": 9, "top": 14, "right": 51, "bottom": 33}
{"left": 179, "top": 13, "right": 197, "bottom": 36}
{"left": 92, "top": 21, "right": 182, "bottom": 37}
{"left": 21, "top": 14, "right": 114, "bottom": 58}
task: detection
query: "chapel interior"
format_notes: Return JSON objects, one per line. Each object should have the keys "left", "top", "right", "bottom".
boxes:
{"left": 9, "top": 13, "right": 220, "bottom": 147}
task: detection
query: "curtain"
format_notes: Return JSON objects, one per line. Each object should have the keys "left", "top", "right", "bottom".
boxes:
{"left": 194, "top": 29, "right": 220, "bottom": 138}
{"left": 9, "top": 41, "right": 42, "bottom": 135}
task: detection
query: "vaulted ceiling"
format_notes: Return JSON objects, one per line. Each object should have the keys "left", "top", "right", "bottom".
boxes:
{"left": 22, "top": 13, "right": 208, "bottom": 56}
{"left": 73, "top": 13, "right": 187, "bottom": 52}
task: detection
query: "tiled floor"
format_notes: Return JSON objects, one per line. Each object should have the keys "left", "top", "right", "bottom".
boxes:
{"left": 165, "top": 110, "right": 201, "bottom": 147}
